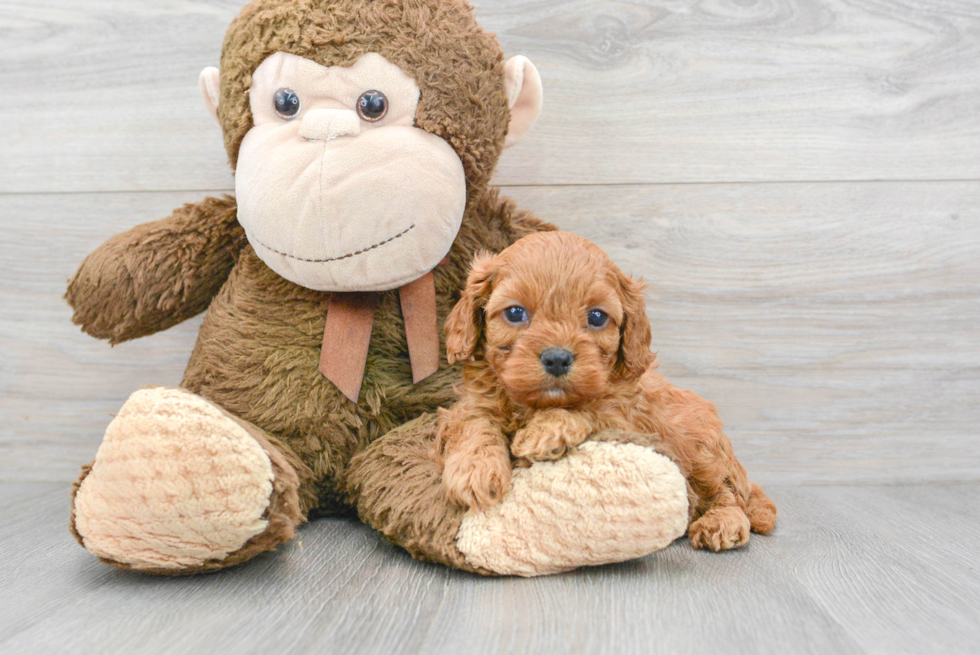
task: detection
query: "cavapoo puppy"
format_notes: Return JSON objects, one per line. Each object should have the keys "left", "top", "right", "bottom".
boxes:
{"left": 436, "top": 231, "right": 776, "bottom": 551}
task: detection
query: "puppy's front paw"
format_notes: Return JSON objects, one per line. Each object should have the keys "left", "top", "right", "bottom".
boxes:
{"left": 689, "top": 506, "right": 751, "bottom": 552}
{"left": 511, "top": 422, "right": 574, "bottom": 462}
{"left": 442, "top": 448, "right": 511, "bottom": 511}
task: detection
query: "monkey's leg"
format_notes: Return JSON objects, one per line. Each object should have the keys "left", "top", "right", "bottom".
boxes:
{"left": 346, "top": 419, "right": 689, "bottom": 577}
{"left": 70, "top": 387, "right": 314, "bottom": 574}
{"left": 344, "top": 414, "right": 484, "bottom": 573}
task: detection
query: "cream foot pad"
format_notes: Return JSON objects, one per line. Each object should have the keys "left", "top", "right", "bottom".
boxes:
{"left": 73, "top": 387, "right": 275, "bottom": 570}
{"left": 456, "top": 441, "right": 689, "bottom": 576}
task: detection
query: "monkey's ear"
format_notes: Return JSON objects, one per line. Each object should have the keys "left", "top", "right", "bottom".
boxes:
{"left": 445, "top": 252, "right": 499, "bottom": 364}
{"left": 502, "top": 56, "right": 543, "bottom": 149}
{"left": 615, "top": 273, "right": 656, "bottom": 381}
{"left": 199, "top": 67, "right": 221, "bottom": 125}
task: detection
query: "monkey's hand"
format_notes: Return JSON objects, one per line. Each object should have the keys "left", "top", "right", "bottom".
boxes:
{"left": 511, "top": 409, "right": 595, "bottom": 462}
{"left": 66, "top": 195, "right": 246, "bottom": 344}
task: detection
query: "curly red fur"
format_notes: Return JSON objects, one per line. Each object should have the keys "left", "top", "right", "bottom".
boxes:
{"left": 437, "top": 232, "right": 777, "bottom": 549}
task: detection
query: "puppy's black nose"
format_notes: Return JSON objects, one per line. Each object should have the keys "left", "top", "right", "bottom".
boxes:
{"left": 540, "top": 347, "right": 574, "bottom": 377}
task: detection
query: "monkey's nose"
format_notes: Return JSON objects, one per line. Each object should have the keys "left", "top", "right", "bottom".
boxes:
{"left": 298, "top": 109, "right": 360, "bottom": 141}
{"left": 540, "top": 347, "right": 574, "bottom": 377}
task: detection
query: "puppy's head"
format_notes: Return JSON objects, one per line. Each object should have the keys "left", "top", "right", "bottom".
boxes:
{"left": 446, "top": 232, "right": 655, "bottom": 408}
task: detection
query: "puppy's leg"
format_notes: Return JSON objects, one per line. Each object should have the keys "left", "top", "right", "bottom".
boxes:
{"left": 690, "top": 481, "right": 776, "bottom": 550}
{"left": 685, "top": 456, "right": 754, "bottom": 551}
{"left": 643, "top": 377, "right": 767, "bottom": 551}
{"left": 511, "top": 408, "right": 594, "bottom": 462}
{"left": 437, "top": 410, "right": 511, "bottom": 511}
{"left": 688, "top": 495, "right": 752, "bottom": 552}
{"left": 745, "top": 481, "right": 777, "bottom": 534}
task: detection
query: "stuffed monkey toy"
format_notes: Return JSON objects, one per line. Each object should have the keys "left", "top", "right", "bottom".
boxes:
{"left": 66, "top": 0, "right": 690, "bottom": 577}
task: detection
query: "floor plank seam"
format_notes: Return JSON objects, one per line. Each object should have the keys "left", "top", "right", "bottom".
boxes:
{"left": 2, "top": 177, "right": 979, "bottom": 198}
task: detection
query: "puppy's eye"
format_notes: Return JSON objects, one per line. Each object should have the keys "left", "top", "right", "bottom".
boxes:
{"left": 356, "top": 90, "right": 388, "bottom": 122}
{"left": 502, "top": 306, "right": 528, "bottom": 325}
{"left": 587, "top": 309, "right": 609, "bottom": 328}
{"left": 274, "top": 88, "right": 301, "bottom": 119}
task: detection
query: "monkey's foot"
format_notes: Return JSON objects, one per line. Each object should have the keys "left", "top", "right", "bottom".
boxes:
{"left": 456, "top": 441, "right": 689, "bottom": 576}
{"left": 348, "top": 417, "right": 690, "bottom": 577}
{"left": 71, "top": 387, "right": 302, "bottom": 574}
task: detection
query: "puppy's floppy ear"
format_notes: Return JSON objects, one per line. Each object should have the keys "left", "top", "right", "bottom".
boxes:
{"left": 445, "top": 252, "right": 499, "bottom": 364}
{"left": 615, "top": 272, "right": 656, "bottom": 380}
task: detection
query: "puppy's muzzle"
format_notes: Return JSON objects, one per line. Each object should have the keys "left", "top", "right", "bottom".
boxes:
{"left": 540, "top": 347, "right": 574, "bottom": 377}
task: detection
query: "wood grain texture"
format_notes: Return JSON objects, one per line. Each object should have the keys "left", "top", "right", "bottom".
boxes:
{"left": 1, "top": 0, "right": 979, "bottom": 192}
{"left": 772, "top": 484, "right": 980, "bottom": 654}
{"left": 3, "top": 182, "right": 977, "bottom": 483}
{"left": 2, "top": 482, "right": 978, "bottom": 654}
{"left": 2, "top": 1, "right": 977, "bottom": 650}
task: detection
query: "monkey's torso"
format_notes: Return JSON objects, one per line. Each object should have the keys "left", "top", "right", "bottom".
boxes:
{"left": 180, "top": 192, "right": 544, "bottom": 512}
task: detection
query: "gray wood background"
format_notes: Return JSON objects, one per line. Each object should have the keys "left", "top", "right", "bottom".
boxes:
{"left": 1, "top": 0, "right": 978, "bottom": 653}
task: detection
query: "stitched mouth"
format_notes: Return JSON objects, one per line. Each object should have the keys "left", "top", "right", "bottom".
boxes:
{"left": 254, "top": 224, "right": 415, "bottom": 263}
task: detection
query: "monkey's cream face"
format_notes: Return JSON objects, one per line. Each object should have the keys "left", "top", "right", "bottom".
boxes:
{"left": 235, "top": 52, "right": 467, "bottom": 292}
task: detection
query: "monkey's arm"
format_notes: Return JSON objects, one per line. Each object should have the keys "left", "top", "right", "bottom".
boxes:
{"left": 66, "top": 195, "right": 247, "bottom": 344}
{"left": 482, "top": 190, "right": 555, "bottom": 245}
{"left": 506, "top": 206, "right": 556, "bottom": 243}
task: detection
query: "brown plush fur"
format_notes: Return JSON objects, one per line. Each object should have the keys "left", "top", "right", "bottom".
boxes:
{"left": 66, "top": 0, "right": 554, "bottom": 571}
{"left": 436, "top": 232, "right": 777, "bottom": 550}
{"left": 66, "top": 196, "right": 245, "bottom": 345}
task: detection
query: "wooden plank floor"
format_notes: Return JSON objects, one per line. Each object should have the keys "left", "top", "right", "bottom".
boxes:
{"left": 1, "top": 0, "right": 978, "bottom": 652}
{"left": 1, "top": 482, "right": 978, "bottom": 654}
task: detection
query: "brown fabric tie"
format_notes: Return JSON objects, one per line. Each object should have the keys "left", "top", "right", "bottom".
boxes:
{"left": 319, "top": 271, "right": 440, "bottom": 402}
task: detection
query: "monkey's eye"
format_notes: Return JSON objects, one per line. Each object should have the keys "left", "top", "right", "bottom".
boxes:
{"left": 502, "top": 306, "right": 529, "bottom": 325}
{"left": 587, "top": 309, "right": 609, "bottom": 328}
{"left": 274, "top": 88, "right": 301, "bottom": 119}
{"left": 356, "top": 90, "right": 388, "bottom": 122}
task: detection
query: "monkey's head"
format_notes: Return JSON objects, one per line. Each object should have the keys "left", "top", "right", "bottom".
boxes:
{"left": 198, "top": 0, "right": 543, "bottom": 292}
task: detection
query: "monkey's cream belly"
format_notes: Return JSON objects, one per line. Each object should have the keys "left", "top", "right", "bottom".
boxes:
{"left": 456, "top": 441, "right": 690, "bottom": 576}
{"left": 236, "top": 125, "right": 466, "bottom": 292}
